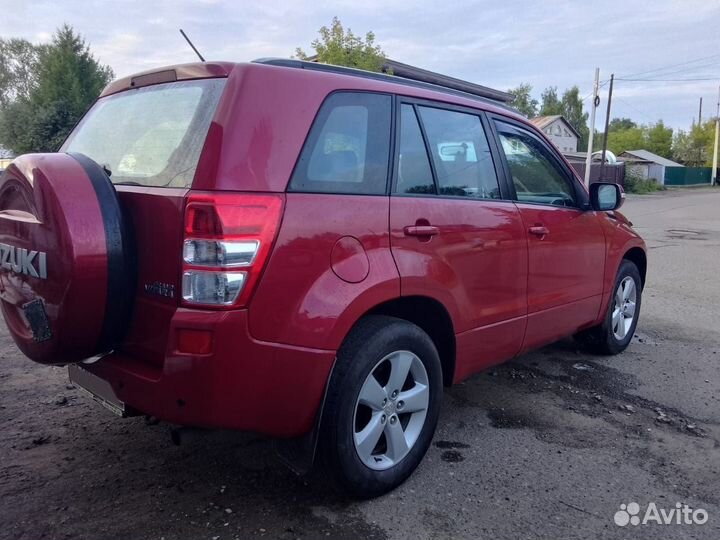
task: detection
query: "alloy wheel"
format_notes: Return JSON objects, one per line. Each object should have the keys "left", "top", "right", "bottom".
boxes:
{"left": 612, "top": 276, "right": 637, "bottom": 340}
{"left": 353, "top": 350, "right": 430, "bottom": 471}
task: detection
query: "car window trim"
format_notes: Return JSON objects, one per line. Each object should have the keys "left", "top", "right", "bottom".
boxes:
{"left": 487, "top": 113, "right": 590, "bottom": 210}
{"left": 391, "top": 96, "right": 513, "bottom": 202}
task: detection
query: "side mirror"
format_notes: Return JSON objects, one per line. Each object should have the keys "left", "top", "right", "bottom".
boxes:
{"left": 590, "top": 182, "right": 624, "bottom": 211}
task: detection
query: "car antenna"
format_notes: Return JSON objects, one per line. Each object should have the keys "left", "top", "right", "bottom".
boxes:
{"left": 179, "top": 29, "right": 205, "bottom": 62}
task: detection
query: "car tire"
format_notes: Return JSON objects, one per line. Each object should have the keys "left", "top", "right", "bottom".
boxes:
{"left": 575, "top": 259, "right": 642, "bottom": 355}
{"left": 318, "top": 315, "right": 443, "bottom": 498}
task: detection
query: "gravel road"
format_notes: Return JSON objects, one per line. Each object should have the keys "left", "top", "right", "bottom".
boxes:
{"left": 1, "top": 188, "right": 719, "bottom": 540}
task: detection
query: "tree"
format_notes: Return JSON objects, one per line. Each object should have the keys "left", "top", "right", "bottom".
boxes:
{"left": 539, "top": 86, "right": 563, "bottom": 116}
{"left": 560, "top": 86, "right": 589, "bottom": 151}
{"left": 507, "top": 83, "right": 537, "bottom": 118}
{"left": 607, "top": 127, "right": 645, "bottom": 156}
{"left": 0, "top": 38, "right": 42, "bottom": 107}
{"left": 295, "top": 17, "right": 388, "bottom": 73}
{"left": 606, "top": 121, "right": 674, "bottom": 159}
{"left": 672, "top": 120, "right": 715, "bottom": 166}
{"left": 645, "top": 121, "right": 673, "bottom": 159}
{"left": 0, "top": 25, "right": 113, "bottom": 154}
{"left": 609, "top": 118, "right": 637, "bottom": 132}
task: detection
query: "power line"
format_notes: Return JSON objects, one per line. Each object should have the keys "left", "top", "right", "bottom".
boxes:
{"left": 645, "top": 59, "right": 720, "bottom": 79}
{"left": 615, "top": 77, "right": 719, "bottom": 82}
{"left": 618, "top": 53, "right": 720, "bottom": 80}
{"left": 611, "top": 96, "right": 659, "bottom": 124}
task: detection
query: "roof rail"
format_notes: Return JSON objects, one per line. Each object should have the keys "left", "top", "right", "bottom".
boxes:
{"left": 252, "top": 58, "right": 518, "bottom": 114}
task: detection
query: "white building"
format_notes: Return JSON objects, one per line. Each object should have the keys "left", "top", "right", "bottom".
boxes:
{"left": 529, "top": 115, "right": 579, "bottom": 153}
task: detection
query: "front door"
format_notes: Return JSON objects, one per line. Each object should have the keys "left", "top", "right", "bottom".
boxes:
{"left": 492, "top": 119, "right": 606, "bottom": 351}
{"left": 389, "top": 101, "right": 528, "bottom": 381}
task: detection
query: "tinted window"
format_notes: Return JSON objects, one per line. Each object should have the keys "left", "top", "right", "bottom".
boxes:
{"left": 63, "top": 79, "right": 226, "bottom": 188}
{"left": 289, "top": 92, "right": 391, "bottom": 194}
{"left": 496, "top": 124, "right": 576, "bottom": 207}
{"left": 396, "top": 104, "right": 435, "bottom": 194}
{"left": 417, "top": 107, "right": 501, "bottom": 199}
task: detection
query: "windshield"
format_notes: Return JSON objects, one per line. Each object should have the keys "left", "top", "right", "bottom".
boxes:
{"left": 63, "top": 78, "right": 226, "bottom": 188}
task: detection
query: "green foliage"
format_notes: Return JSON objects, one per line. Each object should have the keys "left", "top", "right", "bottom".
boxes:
{"left": 560, "top": 86, "right": 589, "bottom": 151}
{"left": 672, "top": 119, "right": 716, "bottom": 166}
{"left": 507, "top": 83, "right": 538, "bottom": 118}
{"left": 539, "top": 86, "right": 563, "bottom": 116}
{"left": 607, "top": 127, "right": 645, "bottom": 156}
{"left": 0, "top": 38, "right": 42, "bottom": 107}
{"left": 624, "top": 172, "right": 663, "bottom": 194}
{"left": 645, "top": 121, "right": 673, "bottom": 159}
{"left": 295, "top": 17, "right": 388, "bottom": 73}
{"left": 609, "top": 117, "right": 636, "bottom": 131}
{"left": 0, "top": 25, "right": 113, "bottom": 154}
{"left": 606, "top": 121, "right": 673, "bottom": 159}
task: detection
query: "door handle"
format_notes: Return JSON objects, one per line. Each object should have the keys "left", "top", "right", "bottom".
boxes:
{"left": 404, "top": 225, "right": 440, "bottom": 237}
{"left": 528, "top": 225, "right": 549, "bottom": 237}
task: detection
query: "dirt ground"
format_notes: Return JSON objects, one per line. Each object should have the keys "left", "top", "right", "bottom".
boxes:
{"left": 1, "top": 188, "right": 719, "bottom": 540}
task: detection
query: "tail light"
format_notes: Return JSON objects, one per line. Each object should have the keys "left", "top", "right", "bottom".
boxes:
{"left": 181, "top": 192, "right": 284, "bottom": 308}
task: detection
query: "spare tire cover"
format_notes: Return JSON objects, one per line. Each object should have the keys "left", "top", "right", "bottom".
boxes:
{"left": 0, "top": 152, "right": 134, "bottom": 365}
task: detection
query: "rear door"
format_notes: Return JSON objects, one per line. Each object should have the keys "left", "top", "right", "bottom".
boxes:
{"left": 389, "top": 100, "right": 527, "bottom": 381}
{"left": 490, "top": 118, "right": 606, "bottom": 351}
{"left": 61, "top": 77, "right": 227, "bottom": 365}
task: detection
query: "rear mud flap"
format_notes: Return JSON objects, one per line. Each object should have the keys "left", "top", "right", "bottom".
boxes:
{"left": 274, "top": 358, "right": 336, "bottom": 475}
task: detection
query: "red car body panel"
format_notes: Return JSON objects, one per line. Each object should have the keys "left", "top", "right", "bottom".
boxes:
{"left": 514, "top": 203, "right": 607, "bottom": 351}
{"left": 87, "top": 309, "right": 334, "bottom": 436}
{"left": 249, "top": 193, "right": 400, "bottom": 349}
{"left": 55, "top": 61, "right": 645, "bottom": 437}
{"left": 389, "top": 197, "right": 529, "bottom": 381}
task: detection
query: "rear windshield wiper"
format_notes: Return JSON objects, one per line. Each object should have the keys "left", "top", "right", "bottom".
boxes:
{"left": 113, "top": 180, "right": 143, "bottom": 186}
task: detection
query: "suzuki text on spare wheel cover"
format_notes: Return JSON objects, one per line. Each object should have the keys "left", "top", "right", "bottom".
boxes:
{"left": 0, "top": 59, "right": 646, "bottom": 498}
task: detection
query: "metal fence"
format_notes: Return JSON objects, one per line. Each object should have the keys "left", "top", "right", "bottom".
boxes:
{"left": 568, "top": 162, "right": 625, "bottom": 187}
{"left": 664, "top": 167, "right": 712, "bottom": 186}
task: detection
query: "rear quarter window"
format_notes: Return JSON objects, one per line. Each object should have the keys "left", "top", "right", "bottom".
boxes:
{"left": 62, "top": 78, "right": 226, "bottom": 188}
{"left": 289, "top": 92, "right": 392, "bottom": 195}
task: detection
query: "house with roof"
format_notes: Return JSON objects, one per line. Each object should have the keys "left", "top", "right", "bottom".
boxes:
{"left": 0, "top": 146, "right": 15, "bottom": 170}
{"left": 529, "top": 115, "right": 579, "bottom": 153}
{"left": 618, "top": 150, "right": 683, "bottom": 185}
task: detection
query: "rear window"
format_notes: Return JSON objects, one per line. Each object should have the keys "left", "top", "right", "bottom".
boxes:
{"left": 289, "top": 92, "right": 392, "bottom": 195}
{"left": 62, "top": 78, "right": 226, "bottom": 188}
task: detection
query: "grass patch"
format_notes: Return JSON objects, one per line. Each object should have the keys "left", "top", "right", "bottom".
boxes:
{"left": 624, "top": 174, "right": 663, "bottom": 194}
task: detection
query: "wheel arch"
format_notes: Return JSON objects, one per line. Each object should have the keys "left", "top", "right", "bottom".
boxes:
{"left": 275, "top": 294, "right": 456, "bottom": 474}
{"left": 622, "top": 246, "right": 647, "bottom": 288}
{"left": 364, "top": 296, "right": 456, "bottom": 387}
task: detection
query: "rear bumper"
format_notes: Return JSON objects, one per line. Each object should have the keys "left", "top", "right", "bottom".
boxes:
{"left": 81, "top": 309, "right": 336, "bottom": 437}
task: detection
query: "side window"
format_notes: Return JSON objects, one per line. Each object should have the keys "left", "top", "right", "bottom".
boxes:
{"left": 396, "top": 104, "right": 435, "bottom": 194}
{"left": 495, "top": 124, "right": 577, "bottom": 207}
{"left": 417, "top": 106, "right": 501, "bottom": 199}
{"left": 289, "top": 92, "right": 391, "bottom": 194}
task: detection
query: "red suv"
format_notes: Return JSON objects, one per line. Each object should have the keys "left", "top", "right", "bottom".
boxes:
{"left": 0, "top": 59, "right": 646, "bottom": 497}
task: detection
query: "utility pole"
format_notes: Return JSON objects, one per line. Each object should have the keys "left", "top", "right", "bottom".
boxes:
{"left": 698, "top": 97, "right": 703, "bottom": 126}
{"left": 599, "top": 73, "right": 614, "bottom": 182}
{"left": 584, "top": 67, "right": 600, "bottom": 187}
{"left": 712, "top": 86, "right": 719, "bottom": 185}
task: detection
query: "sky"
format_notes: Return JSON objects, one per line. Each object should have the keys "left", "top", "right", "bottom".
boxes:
{"left": 1, "top": 0, "right": 719, "bottom": 132}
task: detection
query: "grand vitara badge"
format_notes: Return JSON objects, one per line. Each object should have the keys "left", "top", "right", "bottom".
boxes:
{"left": 0, "top": 243, "right": 47, "bottom": 279}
